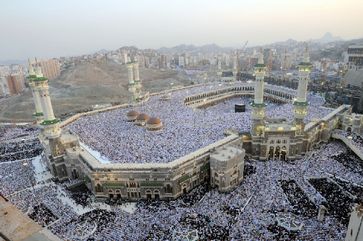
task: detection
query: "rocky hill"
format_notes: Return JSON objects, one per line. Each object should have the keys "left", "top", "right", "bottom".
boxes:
{"left": 0, "top": 59, "right": 191, "bottom": 122}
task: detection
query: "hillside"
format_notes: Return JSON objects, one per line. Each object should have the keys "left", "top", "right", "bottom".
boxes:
{"left": 0, "top": 60, "right": 191, "bottom": 122}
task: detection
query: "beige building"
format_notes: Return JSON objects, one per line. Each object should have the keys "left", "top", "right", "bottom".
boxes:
{"left": 30, "top": 58, "right": 60, "bottom": 80}
{"left": 6, "top": 73, "right": 25, "bottom": 95}
{"left": 210, "top": 146, "right": 245, "bottom": 192}
{"left": 0, "top": 76, "right": 9, "bottom": 96}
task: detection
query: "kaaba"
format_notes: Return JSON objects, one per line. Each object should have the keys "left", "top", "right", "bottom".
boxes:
{"left": 235, "top": 104, "right": 245, "bottom": 112}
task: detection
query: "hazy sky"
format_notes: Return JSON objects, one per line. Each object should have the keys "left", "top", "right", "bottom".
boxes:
{"left": 1, "top": 0, "right": 362, "bottom": 60}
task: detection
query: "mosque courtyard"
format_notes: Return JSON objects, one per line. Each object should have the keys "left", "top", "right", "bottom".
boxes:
{"left": 1, "top": 126, "right": 362, "bottom": 240}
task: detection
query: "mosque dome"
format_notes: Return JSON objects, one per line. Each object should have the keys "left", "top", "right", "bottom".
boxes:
{"left": 147, "top": 117, "right": 161, "bottom": 125}
{"left": 126, "top": 110, "right": 139, "bottom": 122}
{"left": 146, "top": 117, "right": 163, "bottom": 131}
{"left": 135, "top": 113, "right": 150, "bottom": 126}
{"left": 127, "top": 110, "right": 139, "bottom": 117}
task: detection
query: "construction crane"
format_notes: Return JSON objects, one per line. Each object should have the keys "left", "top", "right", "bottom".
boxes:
{"left": 235, "top": 40, "right": 248, "bottom": 80}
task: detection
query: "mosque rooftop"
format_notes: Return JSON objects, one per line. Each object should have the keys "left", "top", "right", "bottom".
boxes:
{"left": 67, "top": 83, "right": 332, "bottom": 164}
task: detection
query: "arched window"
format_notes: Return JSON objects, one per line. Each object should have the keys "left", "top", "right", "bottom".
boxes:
{"left": 165, "top": 184, "right": 173, "bottom": 193}
{"left": 95, "top": 183, "right": 103, "bottom": 192}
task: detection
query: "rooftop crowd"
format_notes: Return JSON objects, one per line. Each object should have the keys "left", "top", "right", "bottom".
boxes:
{"left": 0, "top": 84, "right": 360, "bottom": 240}
{"left": 1, "top": 124, "right": 362, "bottom": 240}
{"left": 335, "top": 129, "right": 363, "bottom": 154}
{"left": 68, "top": 83, "right": 332, "bottom": 164}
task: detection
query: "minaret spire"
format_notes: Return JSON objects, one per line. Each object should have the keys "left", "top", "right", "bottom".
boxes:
{"left": 293, "top": 43, "right": 312, "bottom": 134}
{"left": 28, "top": 58, "right": 44, "bottom": 124}
{"left": 303, "top": 43, "right": 310, "bottom": 63}
{"left": 28, "top": 59, "right": 36, "bottom": 76}
{"left": 127, "top": 62, "right": 137, "bottom": 103}
{"left": 250, "top": 48, "right": 267, "bottom": 159}
{"left": 34, "top": 58, "right": 44, "bottom": 78}
{"left": 253, "top": 50, "right": 266, "bottom": 105}
{"left": 257, "top": 51, "right": 264, "bottom": 65}
{"left": 28, "top": 58, "right": 60, "bottom": 139}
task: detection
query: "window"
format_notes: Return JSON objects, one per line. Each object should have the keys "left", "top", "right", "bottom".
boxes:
{"left": 95, "top": 183, "right": 103, "bottom": 192}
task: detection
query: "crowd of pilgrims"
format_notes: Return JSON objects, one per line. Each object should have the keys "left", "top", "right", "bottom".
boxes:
{"left": 0, "top": 126, "right": 42, "bottom": 196}
{"left": 68, "top": 83, "right": 332, "bottom": 164}
{"left": 0, "top": 85, "right": 358, "bottom": 240}
{"left": 335, "top": 129, "right": 363, "bottom": 154}
{"left": 0, "top": 138, "right": 43, "bottom": 163}
{"left": 0, "top": 126, "right": 42, "bottom": 163}
{"left": 1, "top": 124, "right": 362, "bottom": 240}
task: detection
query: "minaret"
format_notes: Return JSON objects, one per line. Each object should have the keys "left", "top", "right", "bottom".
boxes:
{"left": 29, "top": 61, "right": 61, "bottom": 140}
{"left": 294, "top": 43, "right": 312, "bottom": 134}
{"left": 251, "top": 52, "right": 267, "bottom": 136}
{"left": 28, "top": 59, "right": 43, "bottom": 123}
{"left": 217, "top": 55, "right": 222, "bottom": 77}
{"left": 133, "top": 60, "right": 142, "bottom": 101}
{"left": 133, "top": 61, "right": 141, "bottom": 90}
{"left": 232, "top": 52, "right": 238, "bottom": 78}
{"left": 127, "top": 62, "right": 137, "bottom": 103}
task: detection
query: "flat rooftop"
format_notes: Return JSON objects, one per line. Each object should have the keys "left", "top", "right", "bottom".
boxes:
{"left": 0, "top": 195, "right": 60, "bottom": 241}
{"left": 68, "top": 83, "right": 332, "bottom": 164}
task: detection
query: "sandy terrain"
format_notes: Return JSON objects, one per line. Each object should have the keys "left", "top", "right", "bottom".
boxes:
{"left": 0, "top": 60, "right": 191, "bottom": 122}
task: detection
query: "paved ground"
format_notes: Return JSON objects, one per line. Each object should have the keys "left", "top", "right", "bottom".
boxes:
{"left": 0, "top": 195, "right": 60, "bottom": 241}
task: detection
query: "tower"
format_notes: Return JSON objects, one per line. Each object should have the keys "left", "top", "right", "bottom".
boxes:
{"left": 251, "top": 52, "right": 267, "bottom": 157}
{"left": 217, "top": 55, "right": 222, "bottom": 71}
{"left": 29, "top": 60, "right": 61, "bottom": 159}
{"left": 127, "top": 62, "right": 137, "bottom": 103}
{"left": 251, "top": 52, "right": 267, "bottom": 132}
{"left": 29, "top": 62, "right": 61, "bottom": 139}
{"left": 28, "top": 59, "right": 43, "bottom": 124}
{"left": 294, "top": 44, "right": 312, "bottom": 134}
{"left": 232, "top": 51, "right": 238, "bottom": 79}
{"left": 133, "top": 61, "right": 141, "bottom": 90}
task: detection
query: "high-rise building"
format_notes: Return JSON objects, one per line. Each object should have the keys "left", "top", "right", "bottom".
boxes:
{"left": 6, "top": 74, "right": 25, "bottom": 95}
{"left": 0, "top": 76, "right": 9, "bottom": 96}
{"left": 30, "top": 58, "right": 60, "bottom": 80}
{"left": 347, "top": 45, "right": 363, "bottom": 69}
{"left": 178, "top": 55, "right": 185, "bottom": 68}
{"left": 344, "top": 45, "right": 363, "bottom": 88}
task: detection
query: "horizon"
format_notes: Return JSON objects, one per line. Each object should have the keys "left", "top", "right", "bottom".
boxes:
{"left": 1, "top": 0, "right": 363, "bottom": 61}
{"left": 0, "top": 35, "right": 359, "bottom": 64}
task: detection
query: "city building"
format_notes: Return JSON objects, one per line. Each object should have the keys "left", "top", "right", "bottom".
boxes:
{"left": 346, "top": 45, "right": 363, "bottom": 69}
{"left": 6, "top": 73, "right": 25, "bottom": 95}
{"left": 0, "top": 76, "right": 9, "bottom": 96}
{"left": 344, "top": 45, "right": 363, "bottom": 88}
{"left": 30, "top": 58, "right": 60, "bottom": 80}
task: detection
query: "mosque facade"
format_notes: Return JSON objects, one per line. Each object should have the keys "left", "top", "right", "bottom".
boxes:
{"left": 29, "top": 47, "right": 362, "bottom": 201}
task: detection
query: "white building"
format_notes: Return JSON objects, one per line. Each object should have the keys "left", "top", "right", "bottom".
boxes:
{"left": 0, "top": 76, "right": 9, "bottom": 96}
{"left": 344, "top": 45, "right": 363, "bottom": 88}
{"left": 210, "top": 146, "right": 245, "bottom": 192}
